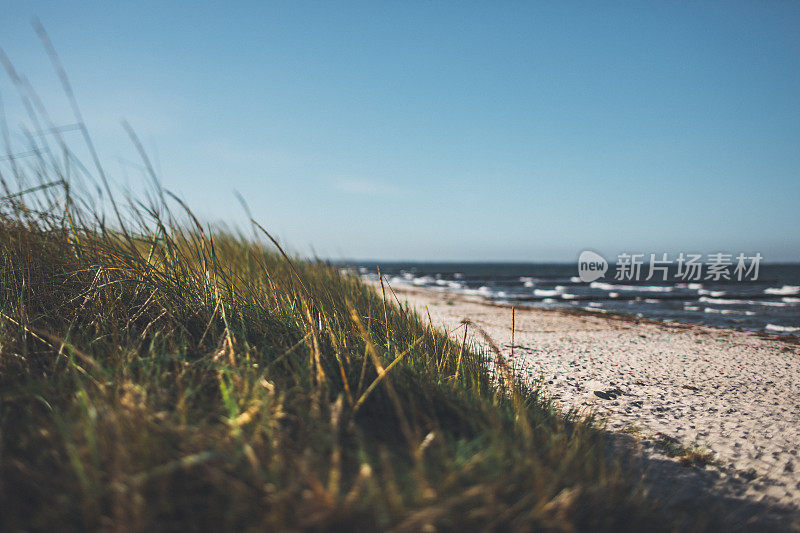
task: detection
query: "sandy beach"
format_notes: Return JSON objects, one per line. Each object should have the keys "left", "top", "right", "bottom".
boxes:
{"left": 389, "top": 283, "right": 800, "bottom": 527}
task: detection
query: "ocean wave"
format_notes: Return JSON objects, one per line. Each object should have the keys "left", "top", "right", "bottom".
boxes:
{"left": 704, "top": 308, "right": 737, "bottom": 314}
{"left": 698, "top": 296, "right": 788, "bottom": 307}
{"left": 434, "top": 279, "right": 463, "bottom": 289}
{"left": 764, "top": 285, "right": 800, "bottom": 296}
{"left": 590, "top": 282, "right": 673, "bottom": 292}
{"left": 698, "top": 296, "right": 747, "bottom": 305}
{"left": 754, "top": 301, "right": 789, "bottom": 307}
{"left": 698, "top": 289, "right": 726, "bottom": 297}
{"left": 463, "top": 286, "right": 494, "bottom": 297}
{"left": 534, "top": 288, "right": 562, "bottom": 297}
{"left": 765, "top": 324, "right": 800, "bottom": 333}
{"left": 356, "top": 264, "right": 800, "bottom": 335}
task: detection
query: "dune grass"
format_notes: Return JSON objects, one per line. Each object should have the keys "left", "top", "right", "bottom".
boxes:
{"left": 0, "top": 38, "right": 681, "bottom": 531}
{"left": 0, "top": 186, "right": 672, "bottom": 532}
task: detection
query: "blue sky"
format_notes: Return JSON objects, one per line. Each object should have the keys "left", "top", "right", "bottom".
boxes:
{"left": 1, "top": 1, "right": 798, "bottom": 261}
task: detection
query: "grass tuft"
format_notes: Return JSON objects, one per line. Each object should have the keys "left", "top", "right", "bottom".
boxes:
{"left": 0, "top": 37, "right": 691, "bottom": 531}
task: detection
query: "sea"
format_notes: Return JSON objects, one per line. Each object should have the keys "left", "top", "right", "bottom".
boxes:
{"left": 345, "top": 262, "right": 800, "bottom": 336}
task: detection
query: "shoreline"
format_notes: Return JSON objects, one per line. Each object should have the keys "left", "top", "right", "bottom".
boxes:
{"left": 383, "top": 282, "right": 800, "bottom": 522}
{"left": 389, "top": 283, "right": 800, "bottom": 344}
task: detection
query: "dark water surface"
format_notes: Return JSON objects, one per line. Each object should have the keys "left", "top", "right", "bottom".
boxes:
{"left": 344, "top": 262, "right": 800, "bottom": 336}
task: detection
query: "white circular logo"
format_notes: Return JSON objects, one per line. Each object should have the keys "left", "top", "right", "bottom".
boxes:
{"left": 578, "top": 250, "right": 608, "bottom": 282}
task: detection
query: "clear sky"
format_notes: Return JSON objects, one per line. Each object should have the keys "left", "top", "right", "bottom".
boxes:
{"left": 1, "top": 1, "right": 799, "bottom": 262}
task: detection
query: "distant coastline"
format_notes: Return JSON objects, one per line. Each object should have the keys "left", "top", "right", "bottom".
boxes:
{"left": 347, "top": 262, "right": 800, "bottom": 336}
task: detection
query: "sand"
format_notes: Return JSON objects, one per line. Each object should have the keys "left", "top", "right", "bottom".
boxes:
{"left": 387, "top": 283, "right": 800, "bottom": 529}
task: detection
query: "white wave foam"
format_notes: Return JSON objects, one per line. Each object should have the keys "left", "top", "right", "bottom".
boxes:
{"left": 434, "top": 279, "right": 463, "bottom": 289}
{"left": 561, "top": 294, "right": 578, "bottom": 300}
{"left": 687, "top": 283, "right": 703, "bottom": 290}
{"left": 699, "top": 296, "right": 788, "bottom": 307}
{"left": 570, "top": 276, "right": 582, "bottom": 283}
{"left": 590, "top": 282, "right": 673, "bottom": 292}
{"left": 534, "top": 289, "right": 562, "bottom": 297}
{"left": 464, "top": 286, "right": 494, "bottom": 297}
{"left": 590, "top": 282, "right": 616, "bottom": 291}
{"left": 698, "top": 297, "right": 746, "bottom": 305}
{"left": 765, "top": 324, "right": 800, "bottom": 333}
{"left": 704, "top": 308, "right": 736, "bottom": 314}
{"left": 764, "top": 285, "right": 800, "bottom": 296}
{"left": 755, "top": 301, "right": 788, "bottom": 307}
{"left": 698, "top": 289, "right": 726, "bottom": 297}
{"left": 783, "top": 297, "right": 800, "bottom": 303}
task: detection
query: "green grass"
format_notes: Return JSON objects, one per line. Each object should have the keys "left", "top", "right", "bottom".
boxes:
{"left": 0, "top": 44, "right": 688, "bottom": 531}
{"left": 0, "top": 190, "right": 672, "bottom": 531}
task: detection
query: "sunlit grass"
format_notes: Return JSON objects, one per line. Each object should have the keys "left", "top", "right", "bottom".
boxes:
{"left": 0, "top": 32, "right": 681, "bottom": 531}
{"left": 0, "top": 194, "right": 669, "bottom": 530}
